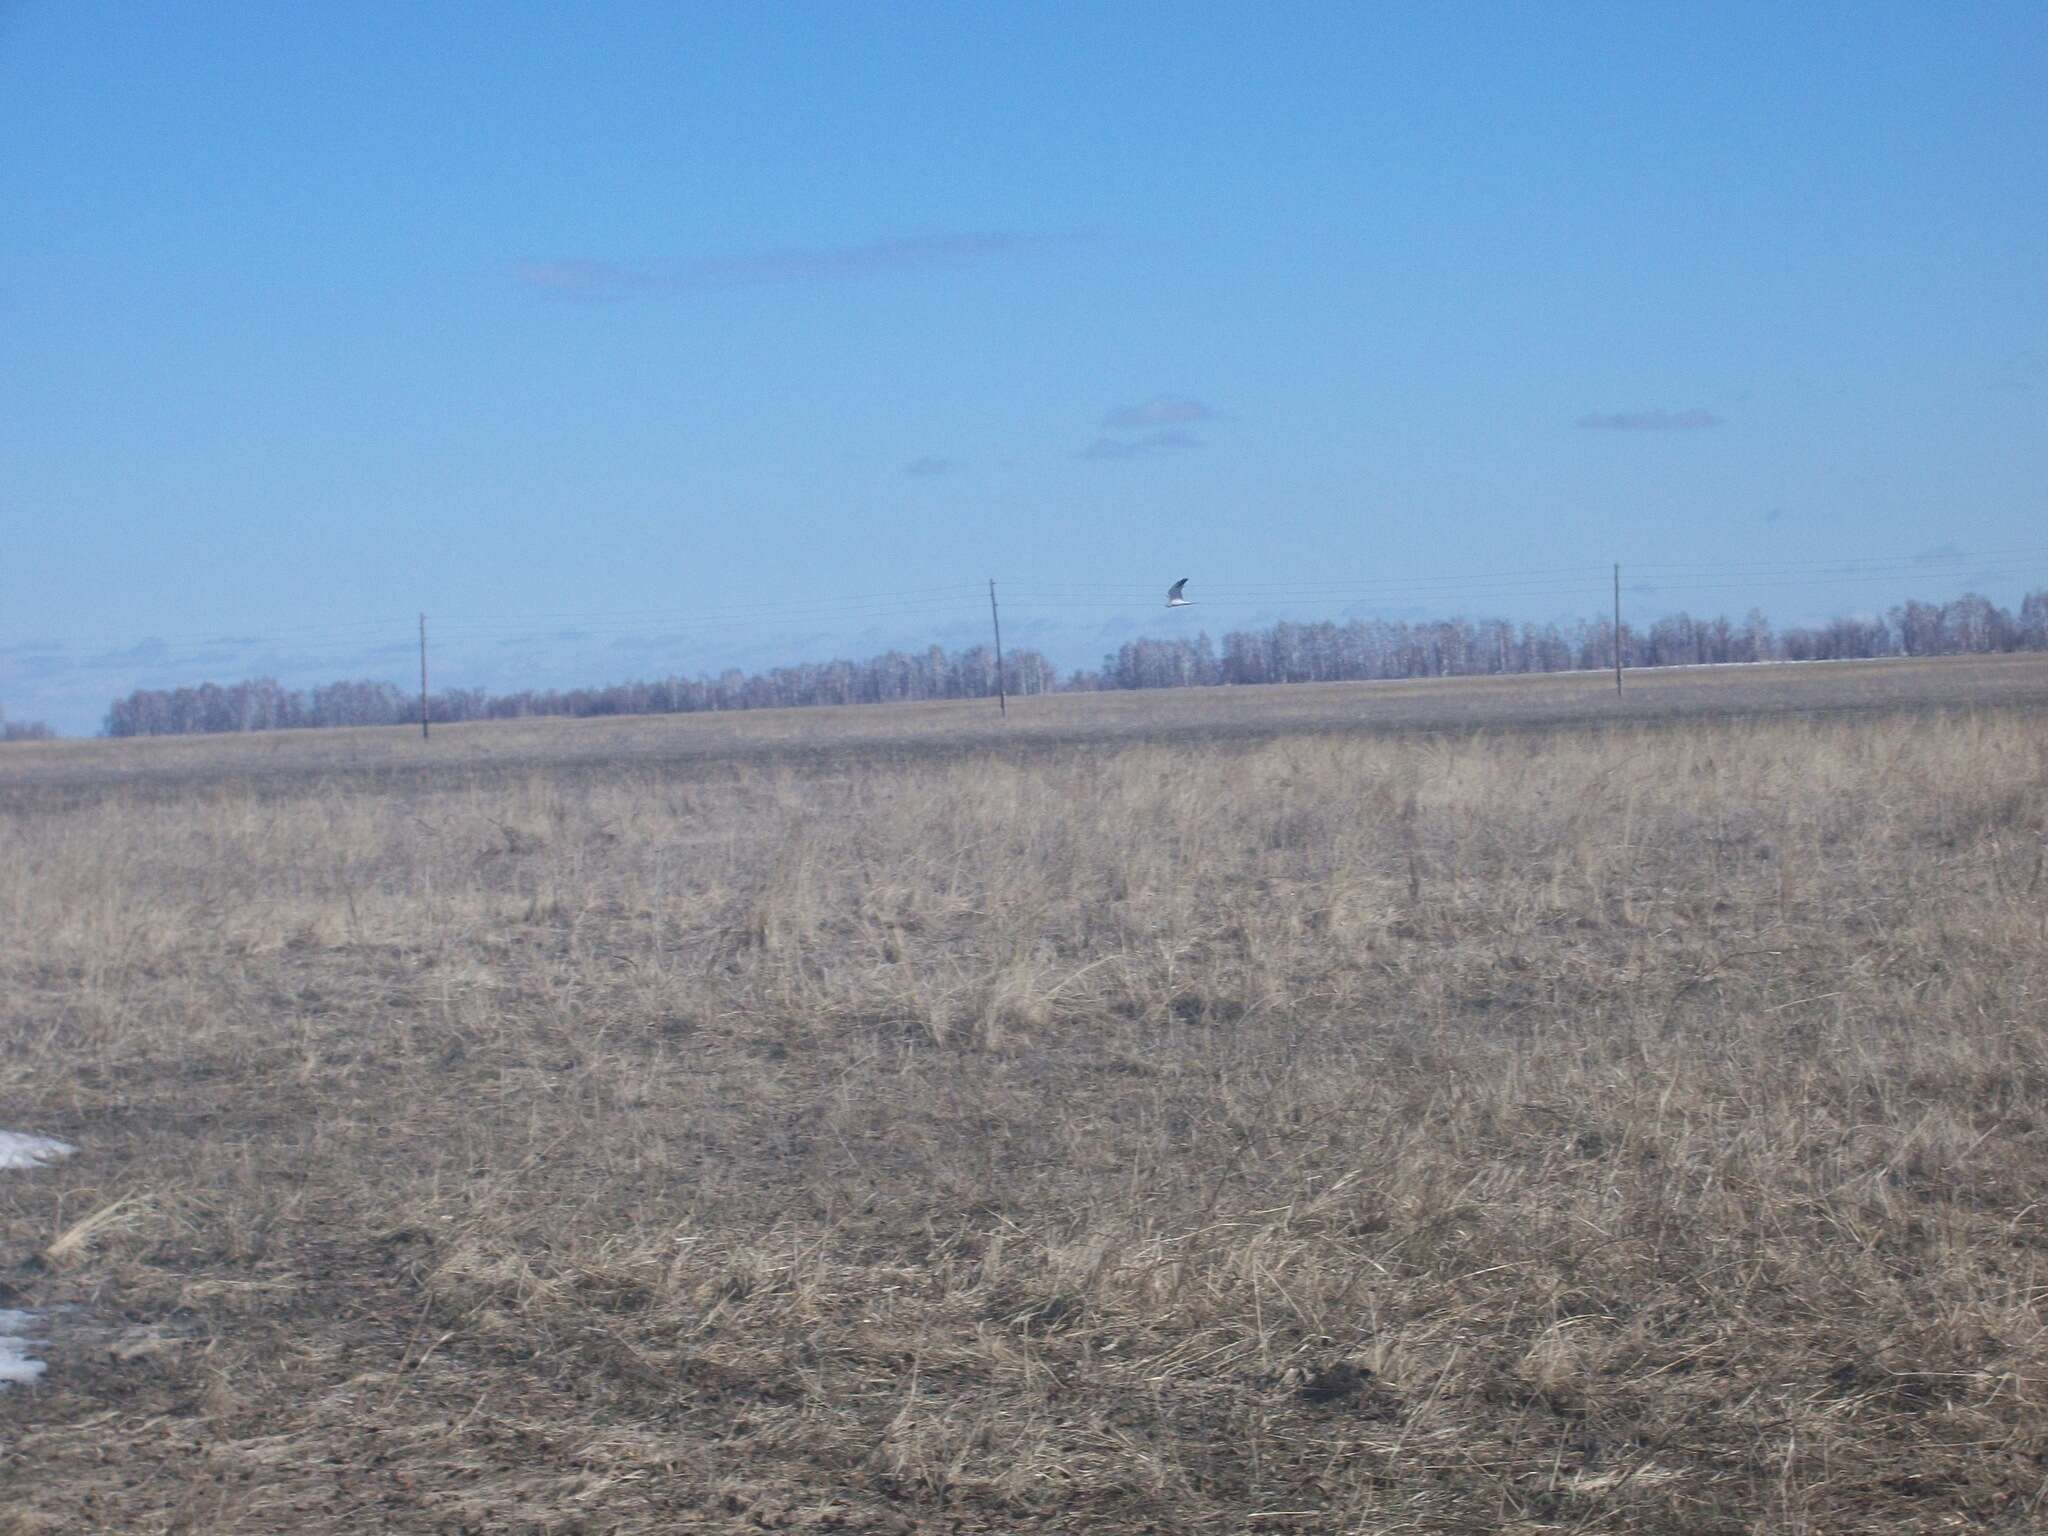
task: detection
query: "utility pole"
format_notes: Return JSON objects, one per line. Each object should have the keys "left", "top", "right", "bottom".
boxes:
{"left": 1613, "top": 564, "right": 1623, "bottom": 696}
{"left": 988, "top": 579, "right": 1007, "bottom": 717}
{"left": 419, "top": 612, "right": 430, "bottom": 740}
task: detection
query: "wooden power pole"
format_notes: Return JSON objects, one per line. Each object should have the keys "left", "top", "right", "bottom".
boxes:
{"left": 1613, "top": 564, "right": 1623, "bottom": 696}
{"left": 988, "top": 579, "right": 1007, "bottom": 717}
{"left": 419, "top": 612, "right": 430, "bottom": 740}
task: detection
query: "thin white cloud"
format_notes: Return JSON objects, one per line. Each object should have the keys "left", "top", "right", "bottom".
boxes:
{"left": 84, "top": 638, "right": 171, "bottom": 670}
{"left": 1100, "top": 395, "right": 1214, "bottom": 430}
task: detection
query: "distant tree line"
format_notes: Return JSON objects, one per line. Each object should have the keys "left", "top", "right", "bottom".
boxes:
{"left": 102, "top": 644, "right": 1061, "bottom": 737}
{"left": 1, "top": 712, "right": 56, "bottom": 742}
{"left": 1083, "top": 590, "right": 2048, "bottom": 691}
{"left": 98, "top": 588, "right": 2048, "bottom": 737}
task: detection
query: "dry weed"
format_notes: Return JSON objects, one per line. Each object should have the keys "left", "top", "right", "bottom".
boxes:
{"left": 3, "top": 672, "right": 2048, "bottom": 1531}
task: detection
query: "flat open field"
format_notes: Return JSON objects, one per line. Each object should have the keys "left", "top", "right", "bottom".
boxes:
{"left": 5, "top": 656, "right": 2048, "bottom": 1533}
{"left": 11, "top": 652, "right": 2048, "bottom": 799}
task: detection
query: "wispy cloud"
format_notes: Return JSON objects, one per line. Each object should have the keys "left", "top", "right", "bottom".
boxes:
{"left": 1076, "top": 430, "right": 1204, "bottom": 462}
{"left": 1100, "top": 395, "right": 1214, "bottom": 430}
{"left": 902, "top": 455, "right": 958, "bottom": 478}
{"left": 0, "top": 648, "right": 71, "bottom": 679}
{"left": 1575, "top": 407, "right": 1725, "bottom": 431}
{"left": 517, "top": 232, "right": 1059, "bottom": 302}
{"left": 83, "top": 638, "right": 171, "bottom": 670}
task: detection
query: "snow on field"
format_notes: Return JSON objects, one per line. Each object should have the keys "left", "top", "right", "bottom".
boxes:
{"left": 0, "top": 1311, "right": 50, "bottom": 1386}
{"left": 2, "top": 1130, "right": 75, "bottom": 1387}
{"left": 0, "top": 1130, "right": 75, "bottom": 1170}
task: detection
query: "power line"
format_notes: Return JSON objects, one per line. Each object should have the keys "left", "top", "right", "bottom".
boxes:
{"left": 1627, "top": 543, "right": 2048, "bottom": 574}
{"left": 9, "top": 545, "right": 2047, "bottom": 661}
{"left": 430, "top": 582, "right": 984, "bottom": 626}
{"left": 431, "top": 599, "right": 980, "bottom": 637}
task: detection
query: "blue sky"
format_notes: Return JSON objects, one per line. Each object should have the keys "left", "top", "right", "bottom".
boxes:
{"left": 3, "top": 1, "right": 2045, "bottom": 732}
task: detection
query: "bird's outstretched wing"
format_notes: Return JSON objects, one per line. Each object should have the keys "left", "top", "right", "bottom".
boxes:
{"left": 1166, "top": 578, "right": 1190, "bottom": 606}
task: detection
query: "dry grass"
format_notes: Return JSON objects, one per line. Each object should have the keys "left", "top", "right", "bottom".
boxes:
{"left": 5, "top": 662, "right": 2048, "bottom": 1532}
{"left": 9, "top": 650, "right": 2048, "bottom": 797}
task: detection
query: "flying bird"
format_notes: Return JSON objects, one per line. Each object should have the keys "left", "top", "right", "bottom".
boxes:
{"left": 1166, "top": 578, "right": 1193, "bottom": 608}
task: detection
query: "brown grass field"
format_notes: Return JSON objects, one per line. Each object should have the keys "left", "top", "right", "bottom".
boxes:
{"left": 5, "top": 654, "right": 2048, "bottom": 1533}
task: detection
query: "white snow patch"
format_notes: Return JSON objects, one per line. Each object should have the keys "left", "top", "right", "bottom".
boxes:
{"left": 1, "top": 1133, "right": 74, "bottom": 1385}
{"left": 0, "top": 1310, "right": 50, "bottom": 1386}
{"left": 0, "top": 1130, "right": 76, "bottom": 1170}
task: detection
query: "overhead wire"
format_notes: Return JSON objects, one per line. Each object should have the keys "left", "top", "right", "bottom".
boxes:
{"left": 430, "top": 581, "right": 984, "bottom": 627}
{"left": 1627, "top": 543, "right": 2048, "bottom": 574}
{"left": 8, "top": 546, "right": 2044, "bottom": 667}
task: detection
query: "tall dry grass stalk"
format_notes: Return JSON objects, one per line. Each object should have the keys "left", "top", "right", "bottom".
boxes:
{"left": 3, "top": 695, "right": 2048, "bottom": 1532}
